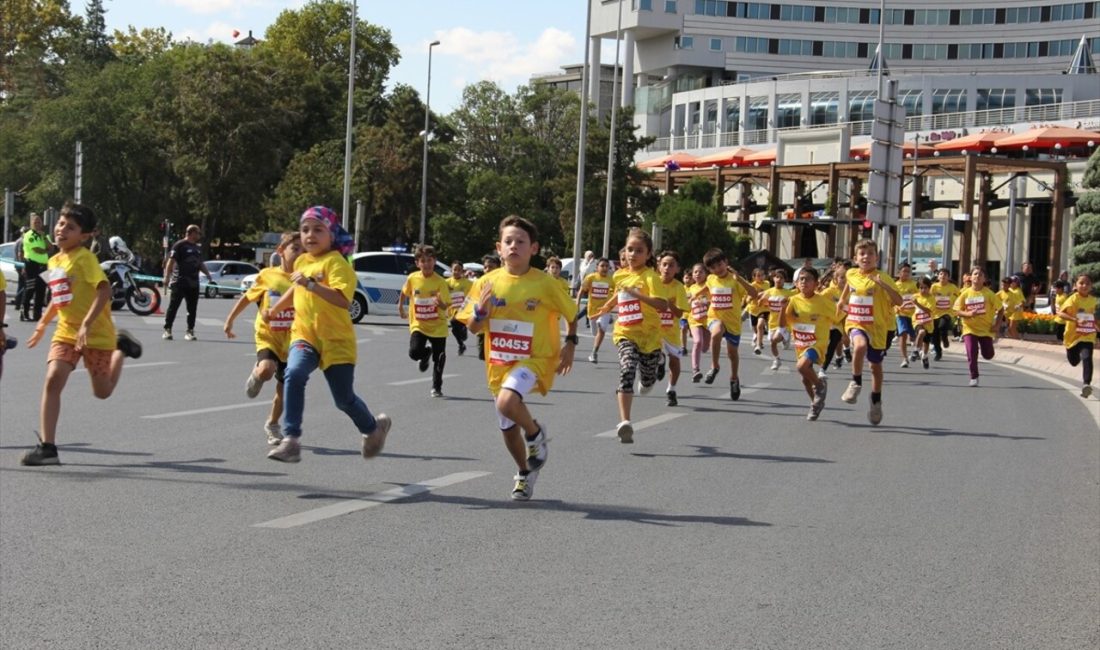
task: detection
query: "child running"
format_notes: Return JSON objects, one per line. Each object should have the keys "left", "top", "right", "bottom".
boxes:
{"left": 577, "top": 257, "right": 614, "bottom": 363}
{"left": 894, "top": 263, "right": 918, "bottom": 367}
{"left": 459, "top": 215, "right": 578, "bottom": 500}
{"left": 264, "top": 206, "right": 391, "bottom": 463}
{"left": 703, "top": 248, "right": 759, "bottom": 400}
{"left": 818, "top": 263, "right": 850, "bottom": 378}
{"left": 447, "top": 260, "right": 472, "bottom": 355}
{"left": 22, "top": 202, "right": 143, "bottom": 466}
{"left": 545, "top": 256, "right": 571, "bottom": 296}
{"left": 911, "top": 276, "right": 936, "bottom": 369}
{"left": 593, "top": 229, "right": 669, "bottom": 443}
{"left": 930, "top": 269, "right": 959, "bottom": 360}
{"left": 837, "top": 239, "right": 903, "bottom": 425}
{"left": 758, "top": 268, "right": 795, "bottom": 370}
{"left": 953, "top": 266, "right": 1003, "bottom": 387}
{"left": 1051, "top": 280, "right": 1070, "bottom": 342}
{"left": 997, "top": 276, "right": 1024, "bottom": 339}
{"left": 686, "top": 263, "right": 710, "bottom": 383}
{"left": 657, "top": 251, "right": 689, "bottom": 406}
{"left": 781, "top": 267, "right": 835, "bottom": 420}
{"left": 399, "top": 244, "right": 451, "bottom": 398}
{"left": 747, "top": 267, "right": 771, "bottom": 355}
{"left": 1056, "top": 273, "right": 1096, "bottom": 398}
{"left": 223, "top": 232, "right": 304, "bottom": 445}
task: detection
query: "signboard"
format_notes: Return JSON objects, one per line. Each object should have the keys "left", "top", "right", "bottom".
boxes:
{"left": 898, "top": 220, "right": 952, "bottom": 276}
{"left": 866, "top": 99, "right": 906, "bottom": 226}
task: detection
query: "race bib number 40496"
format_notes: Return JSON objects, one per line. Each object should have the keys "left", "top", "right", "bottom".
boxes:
{"left": 489, "top": 319, "right": 535, "bottom": 364}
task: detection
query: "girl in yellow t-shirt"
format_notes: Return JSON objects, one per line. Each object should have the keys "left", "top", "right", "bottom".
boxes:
{"left": 1056, "top": 273, "right": 1097, "bottom": 398}
{"left": 911, "top": 276, "right": 936, "bottom": 370}
{"left": 930, "top": 269, "right": 960, "bottom": 359}
{"left": 224, "top": 232, "right": 303, "bottom": 446}
{"left": 781, "top": 267, "right": 835, "bottom": 420}
{"left": 657, "top": 251, "right": 689, "bottom": 407}
{"left": 746, "top": 267, "right": 771, "bottom": 354}
{"left": 703, "top": 248, "right": 759, "bottom": 399}
{"left": 23, "top": 203, "right": 142, "bottom": 466}
{"left": 447, "top": 260, "right": 473, "bottom": 355}
{"left": 263, "top": 206, "right": 391, "bottom": 464}
{"left": 459, "top": 216, "right": 579, "bottom": 501}
{"left": 399, "top": 245, "right": 452, "bottom": 398}
{"left": 954, "top": 267, "right": 1003, "bottom": 387}
{"left": 1050, "top": 280, "right": 1070, "bottom": 342}
{"left": 996, "top": 276, "right": 1024, "bottom": 339}
{"left": 757, "top": 268, "right": 796, "bottom": 371}
{"left": 686, "top": 263, "right": 711, "bottom": 383}
{"left": 592, "top": 228, "right": 669, "bottom": 444}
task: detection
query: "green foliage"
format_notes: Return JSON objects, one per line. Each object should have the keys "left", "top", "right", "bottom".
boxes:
{"left": 1070, "top": 240, "right": 1100, "bottom": 264}
{"left": 653, "top": 192, "right": 738, "bottom": 268}
{"left": 1071, "top": 150, "right": 1100, "bottom": 286}
{"left": 1075, "top": 191, "right": 1100, "bottom": 216}
{"left": 1082, "top": 148, "right": 1100, "bottom": 190}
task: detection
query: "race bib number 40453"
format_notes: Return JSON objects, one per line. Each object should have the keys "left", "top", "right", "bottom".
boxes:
{"left": 489, "top": 319, "right": 535, "bottom": 364}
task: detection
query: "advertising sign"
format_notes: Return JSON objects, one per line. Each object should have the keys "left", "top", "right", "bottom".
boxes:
{"left": 898, "top": 220, "right": 951, "bottom": 276}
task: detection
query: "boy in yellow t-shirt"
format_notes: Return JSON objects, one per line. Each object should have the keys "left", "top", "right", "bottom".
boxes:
{"left": 930, "top": 269, "right": 960, "bottom": 359}
{"left": 657, "top": 251, "right": 689, "bottom": 407}
{"left": 1056, "top": 273, "right": 1097, "bottom": 398}
{"left": 545, "top": 256, "right": 571, "bottom": 297}
{"left": 746, "top": 267, "right": 771, "bottom": 354}
{"left": 22, "top": 203, "right": 143, "bottom": 466}
{"left": 757, "top": 268, "right": 796, "bottom": 371}
{"left": 224, "top": 232, "right": 304, "bottom": 445}
{"left": 576, "top": 258, "right": 614, "bottom": 364}
{"left": 954, "top": 266, "right": 1003, "bottom": 387}
{"left": 459, "top": 215, "right": 578, "bottom": 500}
{"left": 782, "top": 267, "right": 835, "bottom": 421}
{"left": 264, "top": 206, "right": 391, "bottom": 464}
{"left": 837, "top": 239, "right": 903, "bottom": 425}
{"left": 447, "top": 260, "right": 473, "bottom": 355}
{"left": 703, "top": 247, "right": 759, "bottom": 400}
{"left": 399, "top": 245, "right": 451, "bottom": 397}
{"left": 1050, "top": 280, "right": 1070, "bottom": 342}
{"left": 996, "top": 276, "right": 1023, "bottom": 339}
{"left": 911, "top": 276, "right": 936, "bottom": 370}
{"left": 894, "top": 262, "right": 919, "bottom": 367}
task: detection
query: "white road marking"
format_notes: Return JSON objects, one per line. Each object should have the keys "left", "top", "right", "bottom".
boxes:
{"left": 387, "top": 374, "right": 460, "bottom": 386}
{"left": 142, "top": 402, "right": 270, "bottom": 419}
{"left": 595, "top": 412, "right": 687, "bottom": 438}
{"left": 74, "top": 361, "right": 177, "bottom": 374}
{"left": 739, "top": 381, "right": 772, "bottom": 394}
{"left": 359, "top": 326, "right": 391, "bottom": 336}
{"left": 356, "top": 338, "right": 372, "bottom": 344}
{"left": 253, "top": 471, "right": 492, "bottom": 529}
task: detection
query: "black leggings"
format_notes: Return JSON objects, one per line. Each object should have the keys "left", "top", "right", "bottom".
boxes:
{"left": 449, "top": 319, "right": 468, "bottom": 348}
{"left": 409, "top": 331, "right": 447, "bottom": 390}
{"left": 164, "top": 284, "right": 200, "bottom": 331}
{"left": 616, "top": 339, "right": 660, "bottom": 393}
{"left": 1067, "top": 341, "right": 1094, "bottom": 385}
{"left": 822, "top": 329, "right": 843, "bottom": 368}
{"left": 932, "top": 315, "right": 952, "bottom": 354}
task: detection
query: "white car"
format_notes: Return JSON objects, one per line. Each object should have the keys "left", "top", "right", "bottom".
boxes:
{"left": 203, "top": 260, "right": 261, "bottom": 298}
{"left": 239, "top": 271, "right": 370, "bottom": 324}
{"left": 351, "top": 251, "right": 449, "bottom": 316}
{"left": 1, "top": 242, "right": 19, "bottom": 297}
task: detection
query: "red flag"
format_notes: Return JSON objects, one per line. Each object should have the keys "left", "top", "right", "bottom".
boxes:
{"left": 232, "top": 29, "right": 240, "bottom": 38}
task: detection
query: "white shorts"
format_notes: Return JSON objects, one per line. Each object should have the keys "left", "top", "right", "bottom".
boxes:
{"left": 497, "top": 366, "right": 538, "bottom": 430}
{"left": 770, "top": 327, "right": 790, "bottom": 343}
{"left": 662, "top": 340, "right": 684, "bottom": 358}
{"left": 589, "top": 313, "right": 613, "bottom": 335}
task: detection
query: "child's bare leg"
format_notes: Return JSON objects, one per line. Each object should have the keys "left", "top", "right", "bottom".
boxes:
{"left": 617, "top": 391, "right": 633, "bottom": 423}
{"left": 727, "top": 342, "right": 740, "bottom": 381}
{"left": 255, "top": 358, "right": 277, "bottom": 381}
{"left": 709, "top": 324, "right": 723, "bottom": 370}
{"left": 269, "top": 382, "right": 285, "bottom": 426}
{"left": 40, "top": 360, "right": 75, "bottom": 444}
{"left": 851, "top": 334, "right": 868, "bottom": 376}
{"left": 797, "top": 357, "right": 817, "bottom": 400}
{"left": 89, "top": 350, "right": 125, "bottom": 399}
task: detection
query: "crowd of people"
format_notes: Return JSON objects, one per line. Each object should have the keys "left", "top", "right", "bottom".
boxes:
{"left": 4, "top": 205, "right": 1096, "bottom": 504}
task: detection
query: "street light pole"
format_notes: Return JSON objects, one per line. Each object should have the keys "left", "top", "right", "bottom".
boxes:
{"left": 341, "top": 0, "right": 358, "bottom": 230}
{"left": 419, "top": 40, "right": 441, "bottom": 245}
{"left": 570, "top": 1, "right": 593, "bottom": 295}
{"left": 601, "top": 0, "right": 624, "bottom": 259}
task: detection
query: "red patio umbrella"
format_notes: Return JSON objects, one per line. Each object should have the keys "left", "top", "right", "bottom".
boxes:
{"left": 690, "top": 147, "right": 756, "bottom": 167}
{"left": 637, "top": 152, "right": 699, "bottom": 170}
{"left": 932, "top": 132, "right": 1004, "bottom": 153}
{"left": 741, "top": 148, "right": 777, "bottom": 166}
{"left": 993, "top": 126, "right": 1100, "bottom": 151}
{"left": 849, "top": 141, "right": 936, "bottom": 159}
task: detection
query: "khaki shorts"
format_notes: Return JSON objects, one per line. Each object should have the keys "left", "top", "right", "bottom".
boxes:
{"left": 48, "top": 341, "right": 114, "bottom": 378}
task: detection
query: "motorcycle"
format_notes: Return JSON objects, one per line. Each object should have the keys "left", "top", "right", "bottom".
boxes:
{"left": 102, "top": 236, "right": 161, "bottom": 316}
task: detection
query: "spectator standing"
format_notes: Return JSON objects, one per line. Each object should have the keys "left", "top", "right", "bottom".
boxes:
{"left": 1014, "top": 261, "right": 1041, "bottom": 311}
{"left": 20, "top": 213, "right": 51, "bottom": 322}
{"left": 13, "top": 227, "right": 27, "bottom": 317}
{"left": 162, "top": 224, "right": 214, "bottom": 341}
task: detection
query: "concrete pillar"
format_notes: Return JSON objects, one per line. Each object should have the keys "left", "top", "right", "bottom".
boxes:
{"left": 589, "top": 37, "right": 602, "bottom": 116}
{"left": 960, "top": 155, "right": 977, "bottom": 273}
{"left": 1049, "top": 167, "right": 1066, "bottom": 289}
{"left": 622, "top": 30, "right": 636, "bottom": 107}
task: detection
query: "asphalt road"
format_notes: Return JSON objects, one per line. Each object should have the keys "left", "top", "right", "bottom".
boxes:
{"left": 1, "top": 297, "right": 1097, "bottom": 649}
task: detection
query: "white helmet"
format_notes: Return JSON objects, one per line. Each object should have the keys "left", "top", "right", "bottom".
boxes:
{"left": 109, "top": 236, "right": 133, "bottom": 260}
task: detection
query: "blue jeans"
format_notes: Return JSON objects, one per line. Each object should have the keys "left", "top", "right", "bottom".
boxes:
{"left": 282, "top": 340, "right": 377, "bottom": 438}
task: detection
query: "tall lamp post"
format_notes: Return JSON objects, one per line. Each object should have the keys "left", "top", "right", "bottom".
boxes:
{"left": 419, "top": 39, "right": 441, "bottom": 245}
{"left": 341, "top": 0, "right": 358, "bottom": 230}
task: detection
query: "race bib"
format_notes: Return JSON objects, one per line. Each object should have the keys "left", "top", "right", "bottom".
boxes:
{"left": 267, "top": 290, "right": 294, "bottom": 331}
{"left": 935, "top": 295, "right": 952, "bottom": 310}
{"left": 691, "top": 298, "right": 709, "bottom": 321}
{"left": 767, "top": 295, "right": 786, "bottom": 313}
{"left": 414, "top": 297, "right": 439, "bottom": 321}
{"left": 901, "top": 294, "right": 915, "bottom": 310}
{"left": 848, "top": 294, "right": 874, "bottom": 324}
{"left": 488, "top": 319, "right": 534, "bottom": 365}
{"left": 590, "top": 282, "right": 610, "bottom": 301}
{"left": 792, "top": 322, "right": 817, "bottom": 350}
{"left": 45, "top": 267, "right": 73, "bottom": 308}
{"left": 660, "top": 309, "right": 674, "bottom": 328}
{"left": 965, "top": 296, "right": 986, "bottom": 316}
{"left": 914, "top": 309, "right": 932, "bottom": 326}
{"left": 1078, "top": 312, "right": 1096, "bottom": 335}
{"left": 710, "top": 287, "right": 733, "bottom": 310}
{"left": 617, "top": 290, "right": 643, "bottom": 326}
{"left": 450, "top": 291, "right": 465, "bottom": 310}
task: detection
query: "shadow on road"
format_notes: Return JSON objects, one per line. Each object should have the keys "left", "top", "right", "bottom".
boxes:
{"left": 631, "top": 445, "right": 834, "bottom": 463}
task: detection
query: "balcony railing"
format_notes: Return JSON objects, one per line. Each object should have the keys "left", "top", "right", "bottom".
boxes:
{"left": 645, "top": 99, "right": 1100, "bottom": 153}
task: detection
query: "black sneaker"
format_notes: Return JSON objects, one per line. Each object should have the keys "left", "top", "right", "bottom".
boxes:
{"left": 730, "top": 380, "right": 741, "bottom": 401}
{"left": 704, "top": 368, "right": 718, "bottom": 384}
{"left": 458, "top": 344, "right": 466, "bottom": 356}
{"left": 691, "top": 370, "right": 702, "bottom": 383}
{"left": 656, "top": 360, "right": 666, "bottom": 382}
{"left": 116, "top": 330, "right": 143, "bottom": 359}
{"left": 666, "top": 390, "right": 677, "bottom": 407}
{"left": 843, "top": 348, "right": 852, "bottom": 362}
{"left": 933, "top": 350, "right": 942, "bottom": 362}
{"left": 418, "top": 356, "right": 429, "bottom": 372}
{"left": 20, "top": 442, "right": 60, "bottom": 466}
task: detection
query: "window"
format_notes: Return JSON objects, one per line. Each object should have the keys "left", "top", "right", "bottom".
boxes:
{"left": 746, "top": 96, "right": 769, "bottom": 131}
{"left": 354, "top": 254, "right": 398, "bottom": 274}
{"left": 636, "top": 0, "right": 653, "bottom": 9}
{"left": 775, "top": 93, "right": 802, "bottom": 128}
{"left": 977, "top": 88, "right": 1015, "bottom": 111}
{"left": 710, "top": 37, "right": 722, "bottom": 51}
{"left": 677, "top": 35, "right": 695, "bottom": 49}
{"left": 848, "top": 91, "right": 876, "bottom": 122}
{"left": 665, "top": 0, "right": 677, "bottom": 12}
{"left": 725, "top": 102, "right": 740, "bottom": 131}
{"left": 1025, "top": 88, "right": 1062, "bottom": 105}
{"left": 897, "top": 89, "right": 924, "bottom": 116}
{"left": 809, "top": 91, "right": 839, "bottom": 125}
{"left": 931, "top": 89, "right": 965, "bottom": 115}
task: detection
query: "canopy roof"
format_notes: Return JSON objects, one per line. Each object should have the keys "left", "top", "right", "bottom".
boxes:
{"left": 993, "top": 126, "right": 1100, "bottom": 150}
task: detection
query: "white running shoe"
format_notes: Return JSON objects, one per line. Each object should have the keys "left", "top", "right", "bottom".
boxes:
{"left": 868, "top": 401, "right": 883, "bottom": 425}
{"left": 511, "top": 471, "right": 537, "bottom": 501}
{"left": 841, "top": 381, "right": 861, "bottom": 404}
{"left": 588, "top": 352, "right": 598, "bottom": 364}
{"left": 245, "top": 372, "right": 264, "bottom": 399}
{"left": 361, "top": 414, "right": 392, "bottom": 459}
{"left": 616, "top": 420, "right": 634, "bottom": 444}
{"left": 264, "top": 422, "right": 283, "bottom": 446}
{"left": 817, "top": 368, "right": 828, "bottom": 379}
{"left": 900, "top": 359, "right": 909, "bottom": 368}
{"left": 770, "top": 358, "right": 781, "bottom": 371}
{"left": 968, "top": 378, "right": 979, "bottom": 387}
{"left": 267, "top": 436, "right": 301, "bottom": 463}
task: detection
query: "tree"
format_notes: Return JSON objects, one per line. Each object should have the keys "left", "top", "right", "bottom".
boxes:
{"left": 1070, "top": 148, "right": 1100, "bottom": 288}
{"left": 651, "top": 177, "right": 745, "bottom": 267}
{"left": 77, "top": 0, "right": 114, "bottom": 66}
{"left": 111, "top": 26, "right": 172, "bottom": 63}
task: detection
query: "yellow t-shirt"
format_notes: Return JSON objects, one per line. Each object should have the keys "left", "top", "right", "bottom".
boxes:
{"left": 1053, "top": 292, "right": 1071, "bottom": 325}
{"left": 686, "top": 283, "right": 710, "bottom": 328}
{"left": 0, "top": 270, "right": 6, "bottom": 292}
{"left": 996, "top": 289, "right": 1022, "bottom": 322}
{"left": 244, "top": 267, "right": 294, "bottom": 360}
{"left": 446, "top": 276, "right": 473, "bottom": 317}
{"left": 760, "top": 286, "right": 796, "bottom": 330}
{"left": 290, "top": 250, "right": 357, "bottom": 369}
{"left": 931, "top": 281, "right": 960, "bottom": 318}
{"left": 580, "top": 272, "right": 613, "bottom": 318}
{"left": 818, "top": 283, "right": 844, "bottom": 330}
{"left": 402, "top": 271, "right": 451, "bottom": 338}
{"left": 553, "top": 276, "right": 570, "bottom": 297}
{"left": 785, "top": 292, "right": 837, "bottom": 364}
{"left": 912, "top": 293, "right": 936, "bottom": 332}
{"left": 894, "top": 279, "right": 918, "bottom": 317}
{"left": 954, "top": 287, "right": 1002, "bottom": 338}
{"left": 844, "top": 268, "right": 900, "bottom": 349}
{"left": 1062, "top": 293, "right": 1098, "bottom": 348}
{"left": 612, "top": 267, "right": 667, "bottom": 353}
{"left": 46, "top": 247, "right": 115, "bottom": 349}
{"left": 457, "top": 268, "right": 578, "bottom": 396}
{"left": 659, "top": 279, "right": 690, "bottom": 347}
{"left": 705, "top": 272, "right": 748, "bottom": 332}
{"left": 747, "top": 280, "right": 771, "bottom": 316}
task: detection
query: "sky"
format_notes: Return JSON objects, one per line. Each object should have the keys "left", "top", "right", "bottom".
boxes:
{"left": 102, "top": 0, "right": 598, "bottom": 114}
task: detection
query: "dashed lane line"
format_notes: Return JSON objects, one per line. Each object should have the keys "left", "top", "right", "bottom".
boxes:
{"left": 594, "top": 412, "right": 687, "bottom": 438}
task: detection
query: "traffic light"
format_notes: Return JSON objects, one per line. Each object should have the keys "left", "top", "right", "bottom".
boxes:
{"left": 12, "top": 191, "right": 26, "bottom": 216}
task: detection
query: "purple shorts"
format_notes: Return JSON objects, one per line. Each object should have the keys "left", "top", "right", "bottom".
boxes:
{"left": 850, "top": 329, "right": 886, "bottom": 364}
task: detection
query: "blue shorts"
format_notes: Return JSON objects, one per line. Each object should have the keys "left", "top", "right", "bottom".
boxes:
{"left": 802, "top": 348, "right": 821, "bottom": 365}
{"left": 850, "top": 328, "right": 886, "bottom": 364}
{"left": 895, "top": 316, "right": 915, "bottom": 337}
